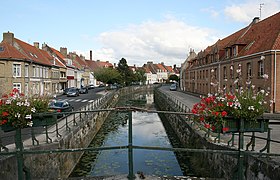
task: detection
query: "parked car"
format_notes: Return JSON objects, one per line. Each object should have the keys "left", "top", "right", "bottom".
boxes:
{"left": 66, "top": 88, "right": 80, "bottom": 97}
{"left": 87, "top": 84, "right": 95, "bottom": 89}
{"left": 63, "top": 87, "right": 72, "bottom": 95}
{"left": 169, "top": 84, "right": 177, "bottom": 91}
{"left": 49, "top": 100, "right": 74, "bottom": 117}
{"left": 79, "top": 87, "right": 88, "bottom": 94}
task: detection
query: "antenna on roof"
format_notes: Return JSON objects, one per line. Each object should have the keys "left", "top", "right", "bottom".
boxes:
{"left": 259, "top": 3, "right": 264, "bottom": 19}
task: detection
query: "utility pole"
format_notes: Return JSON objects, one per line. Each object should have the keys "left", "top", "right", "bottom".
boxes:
{"left": 259, "top": 3, "right": 264, "bottom": 19}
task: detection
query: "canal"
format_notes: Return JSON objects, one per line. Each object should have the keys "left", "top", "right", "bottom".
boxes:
{"left": 70, "top": 91, "right": 193, "bottom": 178}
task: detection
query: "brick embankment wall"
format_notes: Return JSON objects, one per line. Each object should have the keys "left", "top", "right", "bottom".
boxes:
{"left": 154, "top": 89, "right": 280, "bottom": 180}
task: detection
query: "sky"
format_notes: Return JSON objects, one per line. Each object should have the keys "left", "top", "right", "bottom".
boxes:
{"left": 1, "top": 0, "right": 280, "bottom": 67}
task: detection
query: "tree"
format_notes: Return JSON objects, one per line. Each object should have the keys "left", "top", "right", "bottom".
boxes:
{"left": 169, "top": 74, "right": 179, "bottom": 82}
{"left": 116, "top": 58, "right": 134, "bottom": 86}
{"left": 94, "top": 68, "right": 121, "bottom": 85}
{"left": 133, "top": 69, "right": 146, "bottom": 84}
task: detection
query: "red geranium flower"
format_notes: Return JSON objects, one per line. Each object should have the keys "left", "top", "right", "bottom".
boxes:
{"left": 2, "top": 111, "right": 9, "bottom": 116}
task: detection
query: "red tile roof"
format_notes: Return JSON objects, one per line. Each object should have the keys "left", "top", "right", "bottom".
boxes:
{"left": 39, "top": 49, "right": 65, "bottom": 68}
{"left": 0, "top": 41, "right": 28, "bottom": 60}
{"left": 198, "top": 11, "right": 280, "bottom": 59}
{"left": 85, "top": 60, "right": 113, "bottom": 71}
{"left": 14, "top": 38, "right": 52, "bottom": 66}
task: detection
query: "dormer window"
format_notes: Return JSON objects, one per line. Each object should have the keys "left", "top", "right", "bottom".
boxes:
{"left": 67, "top": 59, "right": 72, "bottom": 66}
{"left": 0, "top": 46, "right": 4, "bottom": 52}
{"left": 226, "top": 48, "right": 230, "bottom": 58}
{"left": 232, "top": 45, "right": 238, "bottom": 57}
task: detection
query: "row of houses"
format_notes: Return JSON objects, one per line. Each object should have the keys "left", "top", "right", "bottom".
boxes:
{"left": 0, "top": 31, "right": 113, "bottom": 97}
{"left": 180, "top": 11, "right": 280, "bottom": 112}
{"left": 143, "top": 61, "right": 180, "bottom": 84}
{"left": 0, "top": 31, "right": 180, "bottom": 97}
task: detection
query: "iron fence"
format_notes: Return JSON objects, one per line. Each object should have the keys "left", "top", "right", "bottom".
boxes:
{"left": 0, "top": 87, "right": 280, "bottom": 180}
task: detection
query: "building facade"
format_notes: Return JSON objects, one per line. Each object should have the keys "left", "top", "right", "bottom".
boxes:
{"left": 184, "top": 12, "right": 280, "bottom": 112}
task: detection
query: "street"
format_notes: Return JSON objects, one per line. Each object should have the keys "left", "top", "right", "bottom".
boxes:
{"left": 56, "top": 87, "right": 106, "bottom": 110}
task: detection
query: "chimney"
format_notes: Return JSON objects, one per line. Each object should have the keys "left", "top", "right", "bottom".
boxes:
{"left": 42, "top": 43, "right": 47, "bottom": 51}
{"left": 252, "top": 17, "right": 260, "bottom": 24}
{"left": 60, "top": 47, "right": 67, "bottom": 57}
{"left": 90, "top": 50, "right": 92, "bottom": 60}
{"left": 3, "top": 31, "right": 14, "bottom": 45}
{"left": 34, "top": 42, "right": 39, "bottom": 48}
{"left": 80, "top": 54, "right": 85, "bottom": 60}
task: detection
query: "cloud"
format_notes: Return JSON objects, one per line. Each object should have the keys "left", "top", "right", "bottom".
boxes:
{"left": 201, "top": 7, "right": 220, "bottom": 18}
{"left": 224, "top": 0, "right": 280, "bottom": 23}
{"left": 90, "top": 17, "right": 218, "bottom": 66}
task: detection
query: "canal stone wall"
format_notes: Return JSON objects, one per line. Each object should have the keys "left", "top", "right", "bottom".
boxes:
{"left": 4, "top": 92, "right": 120, "bottom": 180}
{"left": 0, "top": 85, "right": 158, "bottom": 180}
{"left": 154, "top": 89, "right": 280, "bottom": 179}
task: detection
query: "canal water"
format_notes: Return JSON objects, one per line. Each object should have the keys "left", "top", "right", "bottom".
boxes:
{"left": 70, "top": 91, "right": 193, "bottom": 177}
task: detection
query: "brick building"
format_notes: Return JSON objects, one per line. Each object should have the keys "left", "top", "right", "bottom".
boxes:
{"left": 184, "top": 12, "right": 280, "bottom": 112}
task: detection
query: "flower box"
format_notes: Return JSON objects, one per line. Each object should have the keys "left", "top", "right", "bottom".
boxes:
{"left": 214, "top": 117, "right": 269, "bottom": 133}
{"left": 32, "top": 112, "right": 57, "bottom": 127}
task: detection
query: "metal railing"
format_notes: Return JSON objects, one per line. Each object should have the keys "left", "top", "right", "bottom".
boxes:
{"left": 1, "top": 87, "right": 280, "bottom": 179}
{"left": 157, "top": 88, "right": 280, "bottom": 154}
{"left": 1, "top": 106, "right": 280, "bottom": 180}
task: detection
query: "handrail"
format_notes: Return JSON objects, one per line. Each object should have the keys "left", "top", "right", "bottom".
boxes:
{"left": 0, "top": 86, "right": 279, "bottom": 180}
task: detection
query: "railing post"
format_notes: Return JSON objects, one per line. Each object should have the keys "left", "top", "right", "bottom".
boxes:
{"left": 15, "top": 128, "right": 24, "bottom": 180}
{"left": 127, "top": 110, "right": 135, "bottom": 179}
{"left": 238, "top": 118, "right": 245, "bottom": 180}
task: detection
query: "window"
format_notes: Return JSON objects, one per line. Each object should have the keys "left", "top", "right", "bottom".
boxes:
{"left": 226, "top": 49, "right": 230, "bottom": 58}
{"left": 233, "top": 46, "right": 237, "bottom": 57}
{"left": 25, "top": 83, "right": 28, "bottom": 96}
{"left": 36, "top": 67, "right": 39, "bottom": 77}
{"left": 230, "top": 65, "right": 234, "bottom": 79}
{"left": 25, "top": 65, "right": 29, "bottom": 77}
{"left": 40, "top": 66, "right": 43, "bottom": 77}
{"left": 258, "top": 61, "right": 264, "bottom": 77}
{"left": 13, "top": 64, "right": 21, "bottom": 77}
{"left": 33, "top": 65, "right": 36, "bottom": 77}
{"left": 45, "top": 68, "right": 48, "bottom": 78}
{"left": 223, "top": 66, "right": 227, "bottom": 79}
{"left": 247, "top": 63, "right": 252, "bottom": 78}
{"left": 13, "top": 83, "right": 21, "bottom": 92}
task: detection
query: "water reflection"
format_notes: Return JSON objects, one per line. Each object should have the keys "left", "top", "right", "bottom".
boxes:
{"left": 70, "top": 91, "right": 183, "bottom": 177}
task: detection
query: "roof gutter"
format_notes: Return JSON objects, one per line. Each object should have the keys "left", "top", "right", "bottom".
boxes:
{"left": 273, "top": 50, "right": 280, "bottom": 112}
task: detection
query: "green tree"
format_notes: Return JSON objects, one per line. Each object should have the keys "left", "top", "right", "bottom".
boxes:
{"left": 117, "top": 58, "right": 134, "bottom": 86}
{"left": 94, "top": 68, "right": 121, "bottom": 85}
{"left": 169, "top": 74, "right": 179, "bottom": 82}
{"left": 133, "top": 68, "right": 146, "bottom": 84}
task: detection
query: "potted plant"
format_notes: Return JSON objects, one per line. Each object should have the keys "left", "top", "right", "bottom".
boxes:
{"left": 30, "top": 95, "right": 57, "bottom": 127}
{"left": 192, "top": 64, "right": 271, "bottom": 133}
{"left": 0, "top": 89, "right": 56, "bottom": 132}
{"left": 0, "top": 89, "right": 35, "bottom": 132}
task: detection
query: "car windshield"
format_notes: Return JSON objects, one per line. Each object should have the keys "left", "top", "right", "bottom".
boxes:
{"left": 49, "top": 101, "right": 64, "bottom": 107}
{"left": 68, "top": 89, "right": 76, "bottom": 92}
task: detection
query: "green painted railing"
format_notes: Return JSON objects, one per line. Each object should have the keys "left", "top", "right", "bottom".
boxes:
{"left": 1, "top": 86, "right": 280, "bottom": 179}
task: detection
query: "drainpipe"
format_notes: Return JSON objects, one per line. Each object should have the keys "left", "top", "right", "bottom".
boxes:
{"left": 273, "top": 50, "right": 280, "bottom": 112}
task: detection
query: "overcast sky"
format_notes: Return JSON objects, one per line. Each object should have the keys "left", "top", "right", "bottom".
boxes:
{"left": 1, "top": 0, "right": 279, "bottom": 66}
